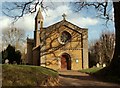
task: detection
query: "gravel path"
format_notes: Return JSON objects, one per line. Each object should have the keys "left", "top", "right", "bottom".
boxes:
{"left": 58, "top": 70, "right": 120, "bottom": 87}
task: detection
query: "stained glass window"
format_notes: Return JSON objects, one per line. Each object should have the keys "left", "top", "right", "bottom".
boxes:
{"left": 58, "top": 31, "right": 71, "bottom": 44}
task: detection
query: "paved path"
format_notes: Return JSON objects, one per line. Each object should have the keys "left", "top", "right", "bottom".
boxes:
{"left": 58, "top": 70, "right": 120, "bottom": 87}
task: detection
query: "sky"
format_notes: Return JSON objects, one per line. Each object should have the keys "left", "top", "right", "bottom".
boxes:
{"left": 0, "top": 0, "right": 115, "bottom": 50}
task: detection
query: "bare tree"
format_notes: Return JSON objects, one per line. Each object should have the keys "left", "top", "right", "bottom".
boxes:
{"left": 100, "top": 32, "right": 115, "bottom": 64}
{"left": 89, "top": 31, "right": 115, "bottom": 67}
{"left": 89, "top": 41, "right": 99, "bottom": 67}
{"left": 2, "top": 0, "right": 45, "bottom": 22}
{"left": 2, "top": 27, "right": 25, "bottom": 51}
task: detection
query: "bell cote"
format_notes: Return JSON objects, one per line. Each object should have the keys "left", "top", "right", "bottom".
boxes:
{"left": 35, "top": 8, "right": 44, "bottom": 31}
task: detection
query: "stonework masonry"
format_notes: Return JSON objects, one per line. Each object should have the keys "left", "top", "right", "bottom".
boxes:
{"left": 27, "top": 9, "right": 88, "bottom": 70}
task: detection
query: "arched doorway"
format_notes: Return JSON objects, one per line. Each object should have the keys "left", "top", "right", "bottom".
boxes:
{"left": 61, "top": 53, "right": 71, "bottom": 70}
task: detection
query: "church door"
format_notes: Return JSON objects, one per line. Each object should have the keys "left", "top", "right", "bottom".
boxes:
{"left": 61, "top": 53, "right": 71, "bottom": 70}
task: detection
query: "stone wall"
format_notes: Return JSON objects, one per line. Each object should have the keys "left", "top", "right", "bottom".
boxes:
{"left": 27, "top": 38, "right": 34, "bottom": 65}
{"left": 40, "top": 24, "right": 88, "bottom": 70}
{"left": 82, "top": 30, "right": 88, "bottom": 69}
{"left": 33, "top": 46, "right": 40, "bottom": 66}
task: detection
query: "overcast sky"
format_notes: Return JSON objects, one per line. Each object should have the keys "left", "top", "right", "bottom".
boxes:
{"left": 0, "top": 1, "right": 115, "bottom": 50}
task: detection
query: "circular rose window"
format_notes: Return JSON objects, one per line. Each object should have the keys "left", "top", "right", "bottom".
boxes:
{"left": 58, "top": 31, "right": 71, "bottom": 44}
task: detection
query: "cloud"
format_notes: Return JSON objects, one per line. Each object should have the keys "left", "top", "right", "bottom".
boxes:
{"left": 69, "top": 17, "right": 99, "bottom": 28}
{"left": 1, "top": 4, "right": 99, "bottom": 30}
{"left": 43, "top": 4, "right": 99, "bottom": 28}
{"left": 15, "top": 14, "right": 35, "bottom": 31}
{"left": 0, "top": 3, "right": 100, "bottom": 40}
{"left": 0, "top": 14, "right": 35, "bottom": 31}
{"left": 43, "top": 5, "right": 73, "bottom": 26}
{"left": 0, "top": 16, "right": 12, "bottom": 30}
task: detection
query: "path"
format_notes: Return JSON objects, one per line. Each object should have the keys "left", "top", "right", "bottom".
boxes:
{"left": 58, "top": 70, "right": 120, "bottom": 87}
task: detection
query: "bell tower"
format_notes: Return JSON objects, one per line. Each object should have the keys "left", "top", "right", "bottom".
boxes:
{"left": 34, "top": 8, "right": 44, "bottom": 47}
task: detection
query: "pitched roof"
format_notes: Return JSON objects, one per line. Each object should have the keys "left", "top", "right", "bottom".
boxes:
{"left": 44, "top": 19, "right": 88, "bottom": 34}
{"left": 35, "top": 8, "right": 44, "bottom": 21}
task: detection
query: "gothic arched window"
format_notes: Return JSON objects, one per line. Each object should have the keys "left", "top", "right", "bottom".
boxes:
{"left": 58, "top": 31, "right": 71, "bottom": 44}
{"left": 38, "top": 20, "right": 40, "bottom": 29}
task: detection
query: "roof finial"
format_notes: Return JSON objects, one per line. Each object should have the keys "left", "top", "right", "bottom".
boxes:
{"left": 62, "top": 13, "right": 66, "bottom": 20}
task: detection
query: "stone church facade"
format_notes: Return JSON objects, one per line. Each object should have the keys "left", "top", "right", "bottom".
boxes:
{"left": 27, "top": 9, "right": 88, "bottom": 70}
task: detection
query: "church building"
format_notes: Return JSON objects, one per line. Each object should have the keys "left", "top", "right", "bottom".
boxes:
{"left": 27, "top": 9, "right": 88, "bottom": 70}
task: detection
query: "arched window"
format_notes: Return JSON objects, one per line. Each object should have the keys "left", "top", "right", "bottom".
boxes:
{"left": 38, "top": 20, "right": 40, "bottom": 29}
{"left": 58, "top": 31, "right": 71, "bottom": 44}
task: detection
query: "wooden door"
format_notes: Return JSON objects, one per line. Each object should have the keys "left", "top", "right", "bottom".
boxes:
{"left": 61, "top": 56, "right": 67, "bottom": 70}
{"left": 67, "top": 60, "right": 71, "bottom": 70}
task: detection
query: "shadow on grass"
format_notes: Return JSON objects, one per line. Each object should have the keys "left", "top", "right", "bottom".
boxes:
{"left": 92, "top": 67, "right": 120, "bottom": 84}
{"left": 59, "top": 71, "right": 120, "bottom": 85}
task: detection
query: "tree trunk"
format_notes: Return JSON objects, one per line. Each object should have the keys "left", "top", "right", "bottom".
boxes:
{"left": 109, "top": 2, "right": 120, "bottom": 76}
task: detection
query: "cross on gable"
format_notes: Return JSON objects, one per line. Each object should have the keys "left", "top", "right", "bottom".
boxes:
{"left": 62, "top": 13, "right": 66, "bottom": 20}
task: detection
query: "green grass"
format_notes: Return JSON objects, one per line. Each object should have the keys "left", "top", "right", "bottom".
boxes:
{"left": 79, "top": 67, "right": 104, "bottom": 74}
{"left": 2, "top": 64, "right": 58, "bottom": 86}
{"left": 80, "top": 67, "right": 120, "bottom": 83}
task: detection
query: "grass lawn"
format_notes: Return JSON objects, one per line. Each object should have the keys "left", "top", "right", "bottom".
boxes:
{"left": 79, "top": 67, "right": 120, "bottom": 83}
{"left": 79, "top": 67, "right": 104, "bottom": 74}
{"left": 2, "top": 64, "right": 59, "bottom": 86}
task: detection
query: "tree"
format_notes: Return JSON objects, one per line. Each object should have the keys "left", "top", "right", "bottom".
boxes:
{"left": 2, "top": 1, "right": 120, "bottom": 76}
{"left": 89, "top": 49, "right": 99, "bottom": 68}
{"left": 2, "top": 1, "right": 44, "bottom": 22}
{"left": 89, "top": 32, "right": 115, "bottom": 67}
{"left": 6, "top": 44, "right": 15, "bottom": 64}
{"left": 110, "top": 2, "right": 120, "bottom": 76}
{"left": 2, "top": 44, "right": 22, "bottom": 64}
{"left": 2, "top": 50, "right": 8, "bottom": 64}
{"left": 100, "top": 32, "right": 115, "bottom": 65}
{"left": 2, "top": 27, "right": 25, "bottom": 52}
{"left": 15, "top": 50, "right": 22, "bottom": 64}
